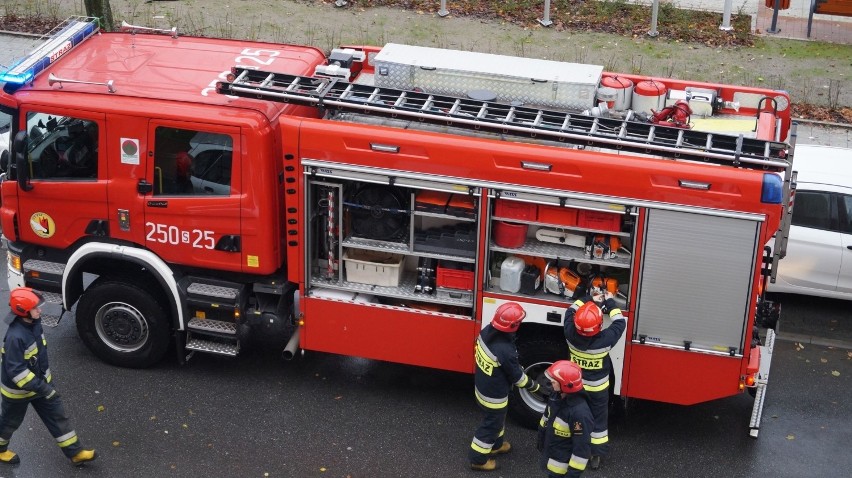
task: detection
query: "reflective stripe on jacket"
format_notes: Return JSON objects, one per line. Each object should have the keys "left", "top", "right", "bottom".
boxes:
{"left": 473, "top": 324, "right": 530, "bottom": 409}
{"left": 1, "top": 313, "right": 53, "bottom": 401}
{"left": 563, "top": 298, "right": 626, "bottom": 391}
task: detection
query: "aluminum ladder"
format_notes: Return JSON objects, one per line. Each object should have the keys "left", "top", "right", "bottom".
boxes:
{"left": 217, "top": 67, "right": 791, "bottom": 172}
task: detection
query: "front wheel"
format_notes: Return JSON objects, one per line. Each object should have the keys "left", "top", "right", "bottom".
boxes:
{"left": 76, "top": 280, "right": 172, "bottom": 368}
{"left": 509, "top": 336, "right": 569, "bottom": 429}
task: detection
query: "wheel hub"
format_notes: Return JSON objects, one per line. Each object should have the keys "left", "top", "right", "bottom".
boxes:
{"left": 95, "top": 302, "right": 149, "bottom": 353}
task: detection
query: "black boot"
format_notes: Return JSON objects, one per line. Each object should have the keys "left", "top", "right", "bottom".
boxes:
{"left": 589, "top": 455, "right": 601, "bottom": 470}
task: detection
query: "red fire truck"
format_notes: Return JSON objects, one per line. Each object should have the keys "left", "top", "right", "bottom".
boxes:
{"left": 0, "top": 17, "right": 793, "bottom": 437}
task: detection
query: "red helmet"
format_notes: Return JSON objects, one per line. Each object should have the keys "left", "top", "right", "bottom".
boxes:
{"left": 9, "top": 287, "right": 45, "bottom": 317}
{"left": 545, "top": 360, "right": 584, "bottom": 394}
{"left": 574, "top": 301, "right": 603, "bottom": 337}
{"left": 491, "top": 302, "right": 526, "bottom": 333}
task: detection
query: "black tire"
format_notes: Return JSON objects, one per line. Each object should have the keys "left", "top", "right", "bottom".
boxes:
{"left": 76, "top": 280, "right": 172, "bottom": 368}
{"left": 509, "top": 335, "right": 569, "bottom": 429}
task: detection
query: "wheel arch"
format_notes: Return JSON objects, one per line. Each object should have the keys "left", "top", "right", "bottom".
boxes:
{"left": 62, "top": 242, "right": 185, "bottom": 330}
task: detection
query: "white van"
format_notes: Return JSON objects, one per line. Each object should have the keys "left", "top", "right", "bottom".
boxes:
{"left": 768, "top": 144, "right": 852, "bottom": 300}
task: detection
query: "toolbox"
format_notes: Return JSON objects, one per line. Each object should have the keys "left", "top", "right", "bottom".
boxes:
{"left": 373, "top": 43, "right": 603, "bottom": 110}
{"left": 446, "top": 194, "right": 477, "bottom": 219}
{"left": 415, "top": 190, "right": 451, "bottom": 214}
{"left": 538, "top": 205, "right": 578, "bottom": 226}
{"left": 436, "top": 260, "right": 475, "bottom": 291}
{"left": 494, "top": 199, "right": 537, "bottom": 221}
{"left": 578, "top": 210, "right": 622, "bottom": 232}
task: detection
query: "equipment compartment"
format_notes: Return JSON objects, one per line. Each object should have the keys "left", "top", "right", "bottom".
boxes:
{"left": 487, "top": 195, "right": 635, "bottom": 308}
{"left": 305, "top": 176, "right": 481, "bottom": 313}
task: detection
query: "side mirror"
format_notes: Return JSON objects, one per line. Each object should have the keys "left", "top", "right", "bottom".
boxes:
{"left": 13, "top": 131, "right": 33, "bottom": 191}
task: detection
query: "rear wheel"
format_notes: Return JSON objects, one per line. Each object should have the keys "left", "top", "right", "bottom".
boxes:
{"left": 76, "top": 280, "right": 171, "bottom": 368}
{"left": 509, "top": 335, "right": 569, "bottom": 429}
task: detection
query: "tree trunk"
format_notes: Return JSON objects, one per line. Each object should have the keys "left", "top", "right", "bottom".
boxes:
{"left": 83, "top": 0, "right": 115, "bottom": 32}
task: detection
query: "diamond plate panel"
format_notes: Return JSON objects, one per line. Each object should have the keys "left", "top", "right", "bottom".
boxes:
{"left": 23, "top": 260, "right": 65, "bottom": 275}
{"left": 187, "top": 318, "right": 237, "bottom": 335}
{"left": 185, "top": 337, "right": 239, "bottom": 356}
{"left": 187, "top": 283, "right": 239, "bottom": 299}
{"left": 373, "top": 44, "right": 600, "bottom": 110}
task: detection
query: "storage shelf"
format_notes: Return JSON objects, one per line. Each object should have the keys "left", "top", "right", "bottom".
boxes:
{"left": 343, "top": 236, "right": 476, "bottom": 263}
{"left": 486, "top": 282, "right": 628, "bottom": 309}
{"left": 491, "top": 241, "right": 631, "bottom": 268}
{"left": 492, "top": 216, "right": 631, "bottom": 238}
{"left": 414, "top": 210, "right": 476, "bottom": 222}
{"left": 343, "top": 236, "right": 409, "bottom": 253}
{"left": 311, "top": 273, "right": 474, "bottom": 307}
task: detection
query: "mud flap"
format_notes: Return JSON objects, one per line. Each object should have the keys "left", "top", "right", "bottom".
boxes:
{"left": 749, "top": 328, "right": 776, "bottom": 438}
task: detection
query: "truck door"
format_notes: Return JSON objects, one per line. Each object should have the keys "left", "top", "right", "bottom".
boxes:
{"left": 143, "top": 121, "right": 242, "bottom": 272}
{"left": 11, "top": 107, "right": 107, "bottom": 248}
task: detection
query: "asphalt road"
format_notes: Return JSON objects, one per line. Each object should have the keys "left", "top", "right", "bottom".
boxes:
{"left": 0, "top": 273, "right": 849, "bottom": 478}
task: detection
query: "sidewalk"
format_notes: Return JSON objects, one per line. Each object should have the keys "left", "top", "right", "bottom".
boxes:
{"left": 631, "top": 0, "right": 852, "bottom": 44}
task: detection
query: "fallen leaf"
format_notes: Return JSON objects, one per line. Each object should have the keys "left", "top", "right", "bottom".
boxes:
{"left": 832, "top": 371, "right": 841, "bottom": 377}
{"left": 335, "top": 396, "right": 343, "bottom": 400}
{"left": 320, "top": 467, "right": 327, "bottom": 472}
{"left": 820, "top": 358, "right": 828, "bottom": 363}
{"left": 786, "top": 434, "right": 795, "bottom": 440}
{"left": 182, "top": 424, "right": 188, "bottom": 429}
{"left": 112, "top": 441, "right": 120, "bottom": 447}
{"left": 97, "top": 405, "right": 105, "bottom": 412}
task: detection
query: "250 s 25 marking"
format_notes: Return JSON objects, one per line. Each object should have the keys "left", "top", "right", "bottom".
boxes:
{"left": 145, "top": 222, "right": 215, "bottom": 249}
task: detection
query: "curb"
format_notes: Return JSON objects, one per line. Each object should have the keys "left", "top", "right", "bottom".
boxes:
{"left": 793, "top": 118, "right": 852, "bottom": 130}
{"left": 776, "top": 331, "right": 852, "bottom": 351}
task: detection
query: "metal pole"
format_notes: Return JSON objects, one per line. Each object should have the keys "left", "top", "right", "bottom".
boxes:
{"left": 720, "top": 0, "right": 734, "bottom": 31}
{"left": 539, "top": 0, "right": 553, "bottom": 27}
{"left": 767, "top": 0, "right": 782, "bottom": 34}
{"left": 648, "top": 0, "right": 660, "bottom": 37}
{"left": 438, "top": 0, "right": 449, "bottom": 17}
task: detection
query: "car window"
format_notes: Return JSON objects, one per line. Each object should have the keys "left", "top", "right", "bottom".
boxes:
{"left": 791, "top": 191, "right": 834, "bottom": 230}
{"left": 842, "top": 195, "right": 852, "bottom": 234}
{"left": 26, "top": 112, "right": 98, "bottom": 180}
{"left": 153, "top": 127, "right": 232, "bottom": 196}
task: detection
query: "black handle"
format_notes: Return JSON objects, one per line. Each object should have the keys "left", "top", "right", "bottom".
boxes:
{"left": 847, "top": 246, "right": 852, "bottom": 250}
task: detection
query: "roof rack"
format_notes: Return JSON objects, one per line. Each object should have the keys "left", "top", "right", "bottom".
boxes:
{"left": 0, "top": 16, "right": 99, "bottom": 87}
{"left": 217, "top": 67, "right": 791, "bottom": 172}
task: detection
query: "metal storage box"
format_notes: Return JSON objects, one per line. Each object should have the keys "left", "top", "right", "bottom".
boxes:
{"left": 373, "top": 44, "right": 602, "bottom": 110}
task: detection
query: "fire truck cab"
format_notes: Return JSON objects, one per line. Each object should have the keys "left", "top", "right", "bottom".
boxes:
{"left": 1, "top": 18, "right": 793, "bottom": 436}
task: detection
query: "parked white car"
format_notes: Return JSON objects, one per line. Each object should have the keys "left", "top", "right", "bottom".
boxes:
{"left": 768, "top": 144, "right": 852, "bottom": 300}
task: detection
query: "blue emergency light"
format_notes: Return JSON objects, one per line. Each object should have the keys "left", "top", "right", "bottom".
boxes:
{"left": 761, "top": 173, "right": 783, "bottom": 204}
{"left": 0, "top": 16, "right": 99, "bottom": 86}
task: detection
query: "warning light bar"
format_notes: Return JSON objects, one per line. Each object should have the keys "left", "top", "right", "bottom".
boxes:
{"left": 0, "top": 16, "right": 99, "bottom": 85}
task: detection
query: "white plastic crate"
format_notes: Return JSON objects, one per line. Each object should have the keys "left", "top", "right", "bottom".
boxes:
{"left": 343, "top": 249, "right": 405, "bottom": 287}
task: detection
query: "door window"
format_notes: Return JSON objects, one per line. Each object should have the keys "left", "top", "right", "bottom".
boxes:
{"left": 153, "top": 127, "right": 233, "bottom": 196}
{"left": 791, "top": 191, "right": 834, "bottom": 230}
{"left": 842, "top": 195, "right": 852, "bottom": 234}
{"left": 0, "top": 109, "right": 10, "bottom": 173}
{"left": 26, "top": 112, "right": 98, "bottom": 180}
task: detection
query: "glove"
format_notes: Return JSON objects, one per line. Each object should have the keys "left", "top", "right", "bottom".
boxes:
{"left": 603, "top": 297, "right": 618, "bottom": 314}
{"left": 539, "top": 380, "right": 554, "bottom": 397}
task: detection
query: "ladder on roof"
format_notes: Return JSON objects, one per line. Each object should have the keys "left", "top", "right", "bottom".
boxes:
{"left": 217, "top": 67, "right": 791, "bottom": 172}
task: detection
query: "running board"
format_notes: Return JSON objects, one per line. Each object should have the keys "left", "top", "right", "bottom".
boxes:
{"left": 185, "top": 318, "right": 239, "bottom": 358}
{"left": 749, "top": 328, "right": 776, "bottom": 438}
{"left": 38, "top": 291, "right": 64, "bottom": 328}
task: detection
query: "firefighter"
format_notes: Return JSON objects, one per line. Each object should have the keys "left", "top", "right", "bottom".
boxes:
{"left": 538, "top": 360, "right": 593, "bottom": 478}
{"left": 0, "top": 287, "right": 97, "bottom": 466}
{"left": 469, "top": 302, "right": 543, "bottom": 471}
{"left": 562, "top": 289, "right": 626, "bottom": 470}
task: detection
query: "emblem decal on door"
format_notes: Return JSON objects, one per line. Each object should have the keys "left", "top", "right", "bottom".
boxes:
{"left": 30, "top": 212, "right": 56, "bottom": 239}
